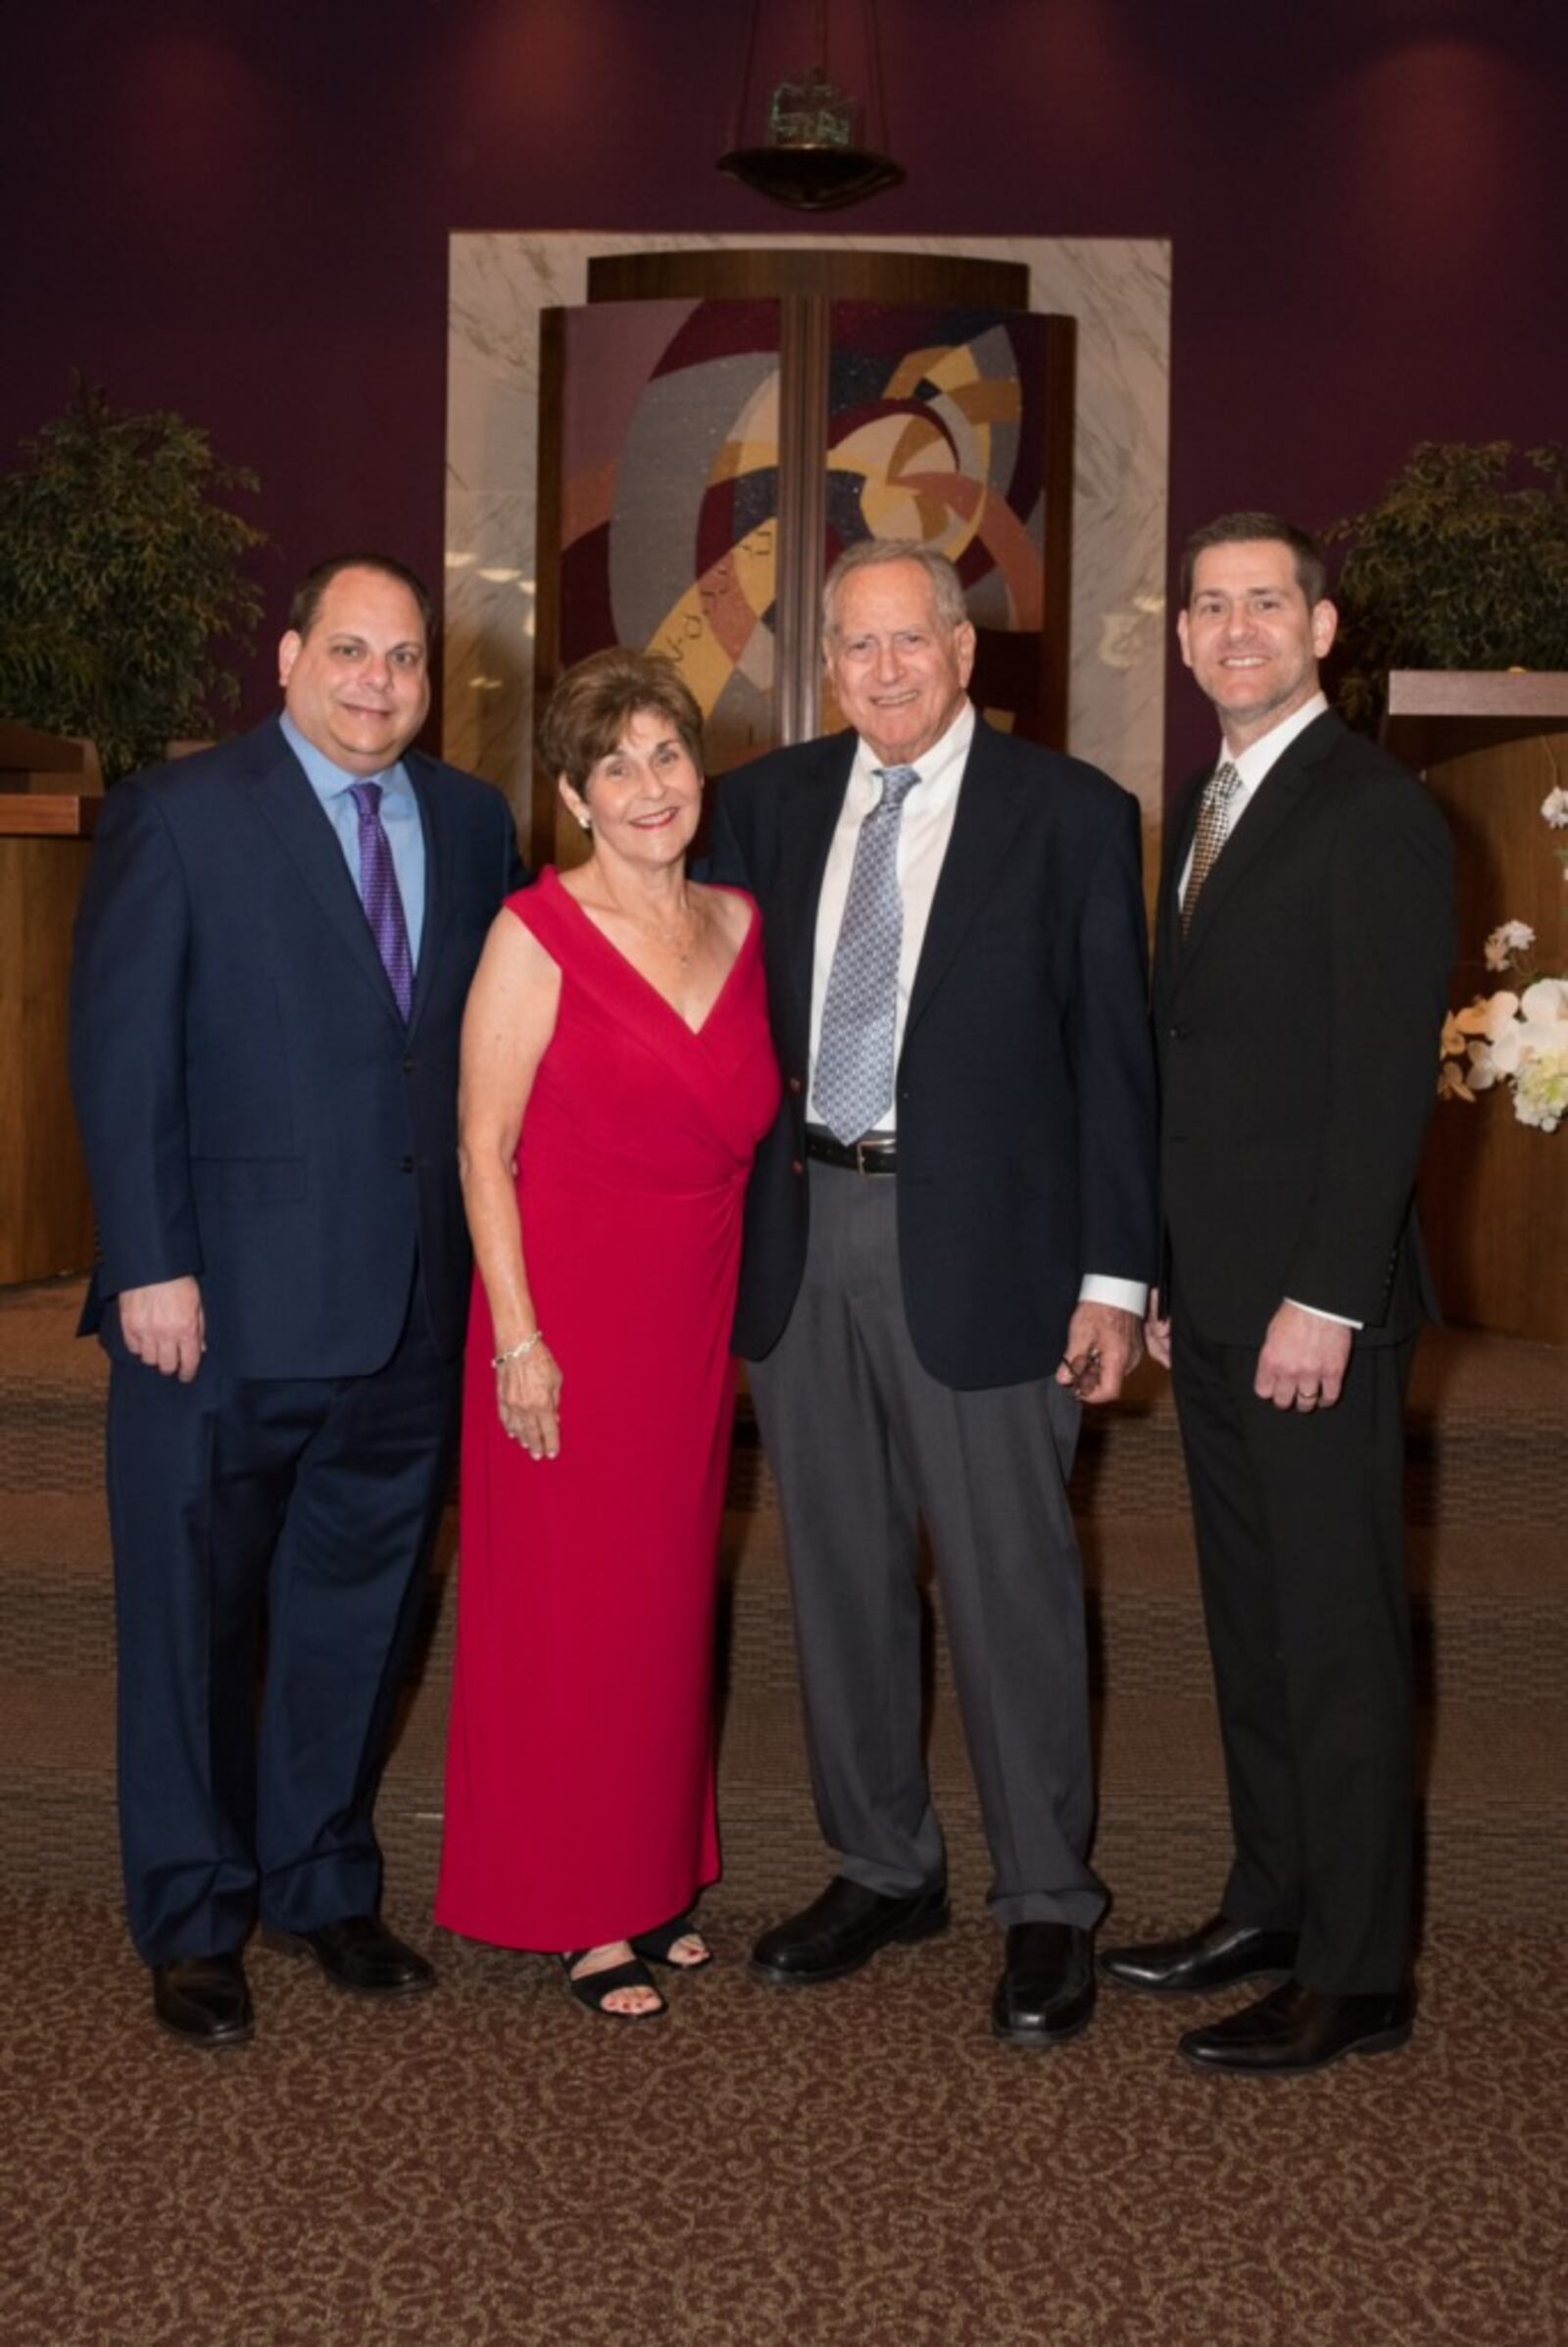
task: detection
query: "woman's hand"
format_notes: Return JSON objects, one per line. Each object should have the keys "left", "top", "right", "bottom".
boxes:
{"left": 496, "top": 1341, "right": 564, "bottom": 1460}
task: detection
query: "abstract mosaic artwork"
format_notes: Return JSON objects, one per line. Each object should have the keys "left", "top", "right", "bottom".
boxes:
{"left": 824, "top": 301, "right": 1057, "bottom": 739}
{"left": 554, "top": 298, "right": 783, "bottom": 773}
{"left": 549, "top": 294, "right": 1064, "bottom": 769}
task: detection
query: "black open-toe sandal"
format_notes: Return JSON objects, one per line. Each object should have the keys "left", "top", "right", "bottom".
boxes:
{"left": 629, "top": 1916, "right": 714, "bottom": 1973}
{"left": 558, "top": 1949, "right": 667, "bottom": 2021}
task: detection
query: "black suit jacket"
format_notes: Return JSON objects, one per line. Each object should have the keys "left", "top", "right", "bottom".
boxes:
{"left": 1152, "top": 709, "right": 1455, "bottom": 1348}
{"left": 711, "top": 716, "right": 1158, "bottom": 1391}
{"left": 71, "top": 717, "right": 525, "bottom": 1378}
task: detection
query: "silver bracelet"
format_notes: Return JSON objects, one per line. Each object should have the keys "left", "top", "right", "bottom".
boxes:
{"left": 493, "top": 1329, "right": 545, "bottom": 1369}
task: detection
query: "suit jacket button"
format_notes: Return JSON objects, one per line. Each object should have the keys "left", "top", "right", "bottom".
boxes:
{"left": 1168, "top": 1023, "right": 1190, "bottom": 1041}
{"left": 403, "top": 1056, "right": 417, "bottom": 1075}
{"left": 400, "top": 1154, "right": 415, "bottom": 1173}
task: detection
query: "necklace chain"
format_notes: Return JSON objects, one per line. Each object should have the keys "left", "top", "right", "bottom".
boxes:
{"left": 621, "top": 896, "right": 698, "bottom": 965}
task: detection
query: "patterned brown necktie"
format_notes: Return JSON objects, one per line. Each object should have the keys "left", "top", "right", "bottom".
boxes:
{"left": 1181, "top": 758, "right": 1243, "bottom": 935}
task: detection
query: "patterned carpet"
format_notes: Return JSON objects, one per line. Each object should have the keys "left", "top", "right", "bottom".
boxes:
{"left": 2, "top": 1891, "right": 1562, "bottom": 2347}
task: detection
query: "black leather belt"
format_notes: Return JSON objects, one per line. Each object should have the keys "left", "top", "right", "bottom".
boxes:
{"left": 805, "top": 1128, "right": 897, "bottom": 1175}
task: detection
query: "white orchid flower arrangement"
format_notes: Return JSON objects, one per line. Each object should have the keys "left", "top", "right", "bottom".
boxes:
{"left": 1439, "top": 785, "right": 1568, "bottom": 1133}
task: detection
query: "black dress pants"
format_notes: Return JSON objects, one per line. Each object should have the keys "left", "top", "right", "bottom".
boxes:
{"left": 1171, "top": 1296, "right": 1417, "bottom": 1992}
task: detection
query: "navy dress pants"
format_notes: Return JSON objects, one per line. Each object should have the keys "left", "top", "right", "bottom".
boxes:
{"left": 104, "top": 1295, "right": 460, "bottom": 1965}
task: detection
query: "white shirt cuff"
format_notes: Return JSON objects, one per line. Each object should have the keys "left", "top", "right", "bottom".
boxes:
{"left": 1284, "top": 1296, "right": 1363, "bottom": 1331}
{"left": 1079, "top": 1275, "right": 1149, "bottom": 1317}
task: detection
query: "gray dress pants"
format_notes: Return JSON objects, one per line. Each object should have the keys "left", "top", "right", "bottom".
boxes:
{"left": 748, "top": 1162, "right": 1105, "bottom": 1929}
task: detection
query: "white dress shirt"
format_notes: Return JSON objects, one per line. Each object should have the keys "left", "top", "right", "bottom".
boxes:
{"left": 1180, "top": 691, "right": 1357, "bottom": 1330}
{"left": 808, "top": 699, "right": 975, "bottom": 1133}
{"left": 808, "top": 699, "right": 1146, "bottom": 1322}
{"left": 280, "top": 710, "right": 426, "bottom": 965}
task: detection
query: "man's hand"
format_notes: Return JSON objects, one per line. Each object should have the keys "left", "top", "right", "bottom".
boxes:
{"left": 1253, "top": 1300, "right": 1351, "bottom": 1412}
{"left": 1055, "top": 1302, "right": 1144, "bottom": 1405}
{"left": 1144, "top": 1288, "right": 1172, "bottom": 1371}
{"left": 118, "top": 1277, "right": 206, "bottom": 1383}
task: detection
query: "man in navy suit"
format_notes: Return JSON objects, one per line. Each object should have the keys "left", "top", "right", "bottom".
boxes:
{"left": 71, "top": 556, "right": 524, "bottom": 2046}
{"left": 712, "top": 541, "right": 1157, "bottom": 2045}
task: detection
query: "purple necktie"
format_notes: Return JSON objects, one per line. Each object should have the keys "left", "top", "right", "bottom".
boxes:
{"left": 348, "top": 780, "right": 415, "bottom": 1020}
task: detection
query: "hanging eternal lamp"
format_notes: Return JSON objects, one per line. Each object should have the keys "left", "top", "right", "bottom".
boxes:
{"left": 717, "top": 0, "right": 904, "bottom": 211}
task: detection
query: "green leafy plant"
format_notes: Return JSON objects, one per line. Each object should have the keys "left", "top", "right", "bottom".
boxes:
{"left": 0, "top": 378, "right": 268, "bottom": 781}
{"left": 1324, "top": 441, "right": 1568, "bottom": 728}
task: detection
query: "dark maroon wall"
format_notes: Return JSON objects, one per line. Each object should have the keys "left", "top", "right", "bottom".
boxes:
{"left": 4, "top": 0, "right": 1564, "bottom": 779}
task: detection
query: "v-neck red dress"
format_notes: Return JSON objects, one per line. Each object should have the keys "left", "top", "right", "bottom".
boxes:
{"left": 436, "top": 869, "right": 781, "bottom": 1951}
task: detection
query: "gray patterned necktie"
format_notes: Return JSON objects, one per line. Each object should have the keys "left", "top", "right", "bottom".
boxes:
{"left": 1181, "top": 758, "right": 1243, "bottom": 936}
{"left": 813, "top": 764, "right": 922, "bottom": 1145}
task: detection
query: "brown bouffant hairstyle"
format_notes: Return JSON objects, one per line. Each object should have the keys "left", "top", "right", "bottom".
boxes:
{"left": 287, "top": 554, "right": 435, "bottom": 639}
{"left": 537, "top": 648, "right": 706, "bottom": 795}
{"left": 1179, "top": 513, "right": 1328, "bottom": 610}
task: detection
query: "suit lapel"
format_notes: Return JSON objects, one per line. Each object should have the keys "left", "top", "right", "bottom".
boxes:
{"left": 243, "top": 719, "right": 407, "bottom": 1030}
{"left": 1176, "top": 710, "right": 1340, "bottom": 974}
{"left": 906, "top": 719, "right": 1025, "bottom": 1035}
{"left": 405, "top": 752, "right": 443, "bottom": 1036}
{"left": 778, "top": 734, "right": 856, "bottom": 1051}
{"left": 1154, "top": 774, "right": 1203, "bottom": 1005}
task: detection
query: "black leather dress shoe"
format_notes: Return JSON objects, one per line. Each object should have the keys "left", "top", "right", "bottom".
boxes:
{"left": 152, "top": 1954, "right": 254, "bottom": 2049}
{"left": 992, "top": 1923, "right": 1096, "bottom": 2047}
{"left": 1099, "top": 1913, "right": 1299, "bottom": 1998}
{"left": 751, "top": 1876, "right": 949, "bottom": 1987}
{"left": 1179, "top": 1980, "right": 1415, "bottom": 2076}
{"left": 262, "top": 1915, "right": 436, "bottom": 1997}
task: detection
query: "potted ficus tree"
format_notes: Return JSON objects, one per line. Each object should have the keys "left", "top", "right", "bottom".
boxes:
{"left": 1324, "top": 440, "right": 1568, "bottom": 730}
{"left": 0, "top": 377, "right": 268, "bottom": 782}
{"left": 1324, "top": 441, "right": 1568, "bottom": 1139}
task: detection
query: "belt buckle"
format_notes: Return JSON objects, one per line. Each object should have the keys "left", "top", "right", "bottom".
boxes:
{"left": 853, "top": 1137, "right": 885, "bottom": 1175}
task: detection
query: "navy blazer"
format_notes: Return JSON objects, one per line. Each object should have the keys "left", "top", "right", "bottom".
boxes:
{"left": 71, "top": 717, "right": 525, "bottom": 1378}
{"left": 711, "top": 717, "right": 1158, "bottom": 1391}
{"left": 1152, "top": 709, "right": 1455, "bottom": 1347}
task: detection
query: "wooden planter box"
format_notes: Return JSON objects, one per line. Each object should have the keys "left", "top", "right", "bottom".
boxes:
{"left": 0, "top": 789, "right": 100, "bottom": 1285}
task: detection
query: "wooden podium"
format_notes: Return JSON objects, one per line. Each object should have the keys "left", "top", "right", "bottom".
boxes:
{"left": 1384, "top": 672, "right": 1567, "bottom": 1345}
{"left": 0, "top": 725, "right": 101, "bottom": 1285}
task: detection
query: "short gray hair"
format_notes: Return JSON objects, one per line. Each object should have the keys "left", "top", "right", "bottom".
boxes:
{"left": 821, "top": 539, "right": 970, "bottom": 640}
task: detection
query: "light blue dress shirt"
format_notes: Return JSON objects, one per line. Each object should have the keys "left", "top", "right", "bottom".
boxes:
{"left": 280, "top": 710, "right": 426, "bottom": 967}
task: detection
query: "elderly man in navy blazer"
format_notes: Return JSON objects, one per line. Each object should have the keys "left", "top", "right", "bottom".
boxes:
{"left": 712, "top": 541, "right": 1157, "bottom": 2045}
{"left": 71, "top": 556, "right": 524, "bottom": 2047}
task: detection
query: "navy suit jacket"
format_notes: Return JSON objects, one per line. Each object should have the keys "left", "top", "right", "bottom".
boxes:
{"left": 71, "top": 717, "right": 525, "bottom": 1378}
{"left": 1152, "top": 709, "right": 1455, "bottom": 1347}
{"left": 711, "top": 717, "right": 1158, "bottom": 1391}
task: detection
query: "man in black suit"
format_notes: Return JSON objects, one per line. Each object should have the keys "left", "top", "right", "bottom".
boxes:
{"left": 1099, "top": 513, "right": 1454, "bottom": 2075}
{"left": 711, "top": 540, "right": 1157, "bottom": 2044}
{"left": 71, "top": 556, "right": 524, "bottom": 2046}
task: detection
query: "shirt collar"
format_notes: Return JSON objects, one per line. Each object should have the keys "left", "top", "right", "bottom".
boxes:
{"left": 1221, "top": 691, "right": 1329, "bottom": 793}
{"left": 851, "top": 697, "right": 975, "bottom": 801}
{"left": 279, "top": 709, "right": 412, "bottom": 806}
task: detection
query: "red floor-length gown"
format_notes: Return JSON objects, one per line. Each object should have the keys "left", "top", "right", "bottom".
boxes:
{"left": 436, "top": 870, "right": 781, "bottom": 1952}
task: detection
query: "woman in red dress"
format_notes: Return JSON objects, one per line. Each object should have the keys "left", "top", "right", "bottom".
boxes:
{"left": 436, "top": 650, "right": 780, "bottom": 2019}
